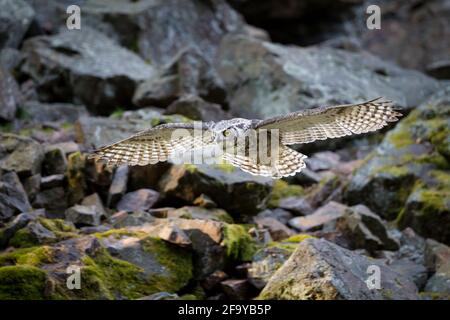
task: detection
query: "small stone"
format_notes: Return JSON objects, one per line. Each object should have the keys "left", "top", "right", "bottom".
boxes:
{"left": 220, "top": 279, "right": 251, "bottom": 300}
{"left": 79, "top": 225, "right": 111, "bottom": 235}
{"left": 256, "top": 209, "right": 293, "bottom": 225}
{"left": 81, "top": 193, "right": 107, "bottom": 219}
{"left": 278, "top": 197, "right": 314, "bottom": 216}
{"left": 0, "top": 211, "right": 39, "bottom": 248}
{"left": 254, "top": 217, "right": 295, "bottom": 241}
{"left": 107, "top": 165, "right": 128, "bottom": 208}
{"left": 22, "top": 174, "right": 40, "bottom": 202}
{"left": 116, "top": 189, "right": 159, "bottom": 212}
{"left": 42, "top": 147, "right": 67, "bottom": 175}
{"left": 0, "top": 133, "right": 44, "bottom": 177}
{"left": 0, "top": 171, "right": 32, "bottom": 221}
{"left": 288, "top": 201, "right": 347, "bottom": 232}
{"left": 157, "top": 223, "right": 191, "bottom": 247}
{"left": 201, "top": 270, "right": 228, "bottom": 291}
{"left": 107, "top": 211, "right": 128, "bottom": 226}
{"left": 147, "top": 207, "right": 174, "bottom": 219}
{"left": 65, "top": 205, "right": 102, "bottom": 227}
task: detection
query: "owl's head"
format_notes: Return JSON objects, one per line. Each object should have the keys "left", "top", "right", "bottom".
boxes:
{"left": 212, "top": 118, "right": 252, "bottom": 142}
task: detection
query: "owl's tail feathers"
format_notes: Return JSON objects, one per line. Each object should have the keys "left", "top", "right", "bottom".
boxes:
{"left": 223, "top": 146, "right": 307, "bottom": 179}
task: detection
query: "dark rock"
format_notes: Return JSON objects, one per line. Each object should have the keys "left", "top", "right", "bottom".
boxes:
{"left": 22, "top": 174, "right": 40, "bottom": 202}
{"left": 201, "top": 270, "right": 228, "bottom": 291}
{"left": 159, "top": 164, "right": 273, "bottom": 217}
{"left": 65, "top": 205, "right": 103, "bottom": 227}
{"left": 306, "top": 151, "right": 341, "bottom": 172}
{"left": 116, "top": 189, "right": 159, "bottom": 212}
{"left": 259, "top": 238, "right": 419, "bottom": 300}
{"left": 75, "top": 116, "right": 149, "bottom": 149}
{"left": 21, "top": 101, "right": 88, "bottom": 124}
{"left": 353, "top": 0, "right": 450, "bottom": 76}
{"left": 387, "top": 258, "right": 427, "bottom": 290}
{"left": 0, "top": 0, "right": 34, "bottom": 49}
{"left": 21, "top": 27, "right": 156, "bottom": 115}
{"left": 0, "top": 48, "right": 23, "bottom": 70}
{"left": 278, "top": 197, "right": 314, "bottom": 216}
{"left": 0, "top": 67, "right": 22, "bottom": 121}
{"left": 220, "top": 279, "right": 251, "bottom": 300}
{"left": 9, "top": 220, "right": 57, "bottom": 247}
{"left": 0, "top": 171, "right": 31, "bottom": 221}
{"left": 107, "top": 165, "right": 128, "bottom": 208}
{"left": 66, "top": 151, "right": 86, "bottom": 206}
{"left": 334, "top": 204, "right": 400, "bottom": 252}
{"left": 40, "top": 174, "right": 65, "bottom": 189}
{"left": 127, "top": 162, "right": 171, "bottom": 191}
{"left": 32, "top": 187, "right": 67, "bottom": 218}
{"left": 193, "top": 194, "right": 217, "bottom": 209}
{"left": 217, "top": 35, "right": 440, "bottom": 119}
{"left": 0, "top": 211, "right": 38, "bottom": 248}
{"left": 79, "top": 225, "right": 111, "bottom": 235}
{"left": 42, "top": 147, "right": 67, "bottom": 176}
{"left": 289, "top": 201, "right": 346, "bottom": 232}
{"left": 0, "top": 134, "right": 44, "bottom": 177}
{"left": 82, "top": 0, "right": 245, "bottom": 67}
{"left": 165, "top": 95, "right": 230, "bottom": 122}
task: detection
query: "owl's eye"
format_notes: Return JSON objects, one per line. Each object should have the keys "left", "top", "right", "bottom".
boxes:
{"left": 223, "top": 130, "right": 231, "bottom": 137}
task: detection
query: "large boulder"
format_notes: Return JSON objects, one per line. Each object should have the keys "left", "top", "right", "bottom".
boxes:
{"left": 159, "top": 164, "right": 273, "bottom": 217}
{"left": 0, "top": 0, "right": 34, "bottom": 49}
{"left": 345, "top": 87, "right": 450, "bottom": 244}
{"left": 21, "top": 27, "right": 156, "bottom": 115}
{"left": 0, "top": 67, "right": 22, "bottom": 121}
{"left": 259, "top": 238, "right": 419, "bottom": 300}
{"left": 216, "top": 35, "right": 440, "bottom": 119}
{"left": 0, "top": 171, "right": 31, "bottom": 221}
{"left": 0, "top": 134, "right": 44, "bottom": 177}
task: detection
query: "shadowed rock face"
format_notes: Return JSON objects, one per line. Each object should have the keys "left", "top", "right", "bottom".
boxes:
{"left": 216, "top": 35, "right": 440, "bottom": 120}
{"left": 259, "top": 238, "right": 419, "bottom": 300}
{"left": 21, "top": 27, "right": 156, "bottom": 115}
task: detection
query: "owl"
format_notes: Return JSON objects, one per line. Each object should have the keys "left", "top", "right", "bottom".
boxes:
{"left": 89, "top": 98, "right": 401, "bottom": 178}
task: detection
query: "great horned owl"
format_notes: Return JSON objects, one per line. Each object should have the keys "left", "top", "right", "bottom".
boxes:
{"left": 89, "top": 98, "right": 401, "bottom": 178}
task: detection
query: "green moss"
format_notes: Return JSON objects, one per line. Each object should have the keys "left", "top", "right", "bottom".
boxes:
{"left": 387, "top": 128, "right": 414, "bottom": 149}
{"left": 141, "top": 237, "right": 193, "bottom": 292}
{"left": 38, "top": 217, "right": 78, "bottom": 240}
{"left": 110, "top": 107, "right": 125, "bottom": 119}
{"left": 66, "top": 152, "right": 86, "bottom": 204}
{"left": 268, "top": 180, "right": 304, "bottom": 208}
{"left": 429, "top": 170, "right": 450, "bottom": 189}
{"left": 184, "top": 164, "right": 198, "bottom": 173}
{"left": 222, "top": 224, "right": 258, "bottom": 262}
{"left": 0, "top": 246, "right": 54, "bottom": 267}
{"left": 94, "top": 228, "right": 146, "bottom": 240}
{"left": 374, "top": 165, "right": 410, "bottom": 177}
{"left": 9, "top": 228, "right": 39, "bottom": 248}
{"left": 213, "top": 163, "right": 236, "bottom": 173}
{"left": 0, "top": 265, "right": 48, "bottom": 300}
{"left": 283, "top": 234, "right": 315, "bottom": 243}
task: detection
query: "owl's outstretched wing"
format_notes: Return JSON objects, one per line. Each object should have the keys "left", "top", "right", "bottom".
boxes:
{"left": 88, "top": 122, "right": 215, "bottom": 166}
{"left": 253, "top": 97, "right": 401, "bottom": 145}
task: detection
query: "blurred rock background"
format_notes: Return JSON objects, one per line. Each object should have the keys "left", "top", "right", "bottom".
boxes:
{"left": 0, "top": 0, "right": 448, "bottom": 300}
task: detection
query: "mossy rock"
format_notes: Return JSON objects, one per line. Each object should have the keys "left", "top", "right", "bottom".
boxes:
{"left": 268, "top": 180, "right": 304, "bottom": 208}
{"left": 221, "top": 224, "right": 258, "bottom": 262}
{"left": 0, "top": 265, "right": 48, "bottom": 300}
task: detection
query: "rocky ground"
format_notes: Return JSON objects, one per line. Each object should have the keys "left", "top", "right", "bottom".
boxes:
{"left": 0, "top": 0, "right": 449, "bottom": 300}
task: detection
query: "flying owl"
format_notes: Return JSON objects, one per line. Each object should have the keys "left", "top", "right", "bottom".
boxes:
{"left": 89, "top": 98, "right": 401, "bottom": 178}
